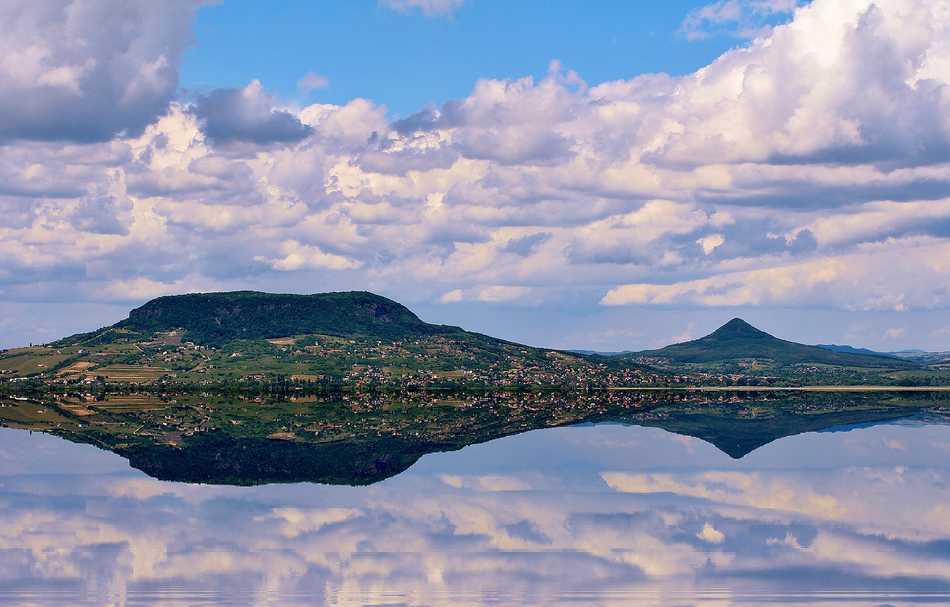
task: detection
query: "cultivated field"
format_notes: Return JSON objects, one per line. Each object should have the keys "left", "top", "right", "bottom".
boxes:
{"left": 0, "top": 400, "right": 74, "bottom": 427}
{"left": 55, "top": 361, "right": 97, "bottom": 377}
{"left": 92, "top": 365, "right": 171, "bottom": 382}
{"left": 91, "top": 394, "right": 170, "bottom": 413}
{"left": 0, "top": 348, "right": 76, "bottom": 376}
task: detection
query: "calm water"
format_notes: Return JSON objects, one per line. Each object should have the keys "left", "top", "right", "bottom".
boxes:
{"left": 1, "top": 418, "right": 950, "bottom": 606}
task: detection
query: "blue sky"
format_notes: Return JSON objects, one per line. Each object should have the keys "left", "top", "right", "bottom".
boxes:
{"left": 182, "top": 0, "right": 748, "bottom": 116}
{"left": 2, "top": 0, "right": 950, "bottom": 352}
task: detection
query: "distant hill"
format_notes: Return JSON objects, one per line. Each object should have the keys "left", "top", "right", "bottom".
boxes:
{"left": 819, "top": 345, "right": 949, "bottom": 364}
{"left": 629, "top": 319, "right": 915, "bottom": 369}
{"left": 58, "top": 291, "right": 463, "bottom": 347}
{"left": 32, "top": 290, "right": 611, "bottom": 387}
{"left": 816, "top": 344, "right": 897, "bottom": 358}
{"left": 5, "top": 294, "right": 930, "bottom": 387}
{"left": 889, "top": 350, "right": 950, "bottom": 364}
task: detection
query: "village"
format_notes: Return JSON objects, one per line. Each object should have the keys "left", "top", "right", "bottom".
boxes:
{"left": 1, "top": 381, "right": 890, "bottom": 457}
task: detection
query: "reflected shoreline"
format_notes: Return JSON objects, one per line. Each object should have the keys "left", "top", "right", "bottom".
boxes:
{"left": 2, "top": 389, "right": 949, "bottom": 486}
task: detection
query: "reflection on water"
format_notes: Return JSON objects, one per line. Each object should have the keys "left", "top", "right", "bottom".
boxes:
{"left": 1, "top": 412, "right": 950, "bottom": 605}
{"left": 3, "top": 390, "right": 948, "bottom": 485}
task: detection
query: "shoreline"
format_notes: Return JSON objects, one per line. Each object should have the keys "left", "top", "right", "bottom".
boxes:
{"left": 5, "top": 383, "right": 950, "bottom": 396}
{"left": 608, "top": 385, "right": 950, "bottom": 392}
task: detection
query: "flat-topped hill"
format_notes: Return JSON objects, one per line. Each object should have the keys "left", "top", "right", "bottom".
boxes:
{"left": 632, "top": 318, "right": 915, "bottom": 369}
{"left": 10, "top": 296, "right": 923, "bottom": 387}
{"left": 60, "top": 290, "right": 462, "bottom": 347}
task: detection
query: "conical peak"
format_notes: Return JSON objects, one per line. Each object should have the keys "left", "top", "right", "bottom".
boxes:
{"left": 709, "top": 318, "right": 771, "bottom": 339}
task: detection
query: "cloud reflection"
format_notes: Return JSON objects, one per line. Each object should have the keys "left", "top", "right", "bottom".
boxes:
{"left": 0, "top": 423, "right": 949, "bottom": 605}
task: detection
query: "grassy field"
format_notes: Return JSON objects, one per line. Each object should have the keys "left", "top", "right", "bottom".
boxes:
{"left": 57, "top": 399, "right": 98, "bottom": 417}
{"left": 55, "top": 361, "right": 97, "bottom": 377}
{"left": 0, "top": 399, "right": 75, "bottom": 427}
{"left": 93, "top": 365, "right": 171, "bottom": 382}
{"left": 0, "top": 348, "right": 76, "bottom": 376}
{"left": 92, "top": 394, "right": 170, "bottom": 413}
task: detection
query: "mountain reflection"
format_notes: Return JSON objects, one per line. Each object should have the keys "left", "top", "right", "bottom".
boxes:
{"left": 1, "top": 416, "right": 950, "bottom": 605}
{"left": 2, "top": 390, "right": 949, "bottom": 486}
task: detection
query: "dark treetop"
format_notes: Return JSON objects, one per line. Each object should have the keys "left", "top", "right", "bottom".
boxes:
{"left": 62, "top": 290, "right": 463, "bottom": 347}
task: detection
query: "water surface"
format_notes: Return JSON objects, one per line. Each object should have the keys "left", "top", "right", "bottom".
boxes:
{"left": 1, "top": 415, "right": 950, "bottom": 605}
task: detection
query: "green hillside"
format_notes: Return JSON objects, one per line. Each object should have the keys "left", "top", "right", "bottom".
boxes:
{"left": 17, "top": 290, "right": 609, "bottom": 389}
{"left": 632, "top": 318, "right": 915, "bottom": 369}
{"left": 4, "top": 294, "right": 942, "bottom": 388}
{"left": 58, "top": 291, "right": 462, "bottom": 347}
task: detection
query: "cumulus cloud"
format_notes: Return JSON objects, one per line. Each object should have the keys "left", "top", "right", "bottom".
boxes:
{"left": 70, "top": 194, "right": 130, "bottom": 235}
{"left": 884, "top": 327, "right": 907, "bottom": 340}
{"left": 697, "top": 522, "right": 726, "bottom": 544}
{"left": 255, "top": 507, "right": 360, "bottom": 538}
{"left": 477, "top": 286, "right": 532, "bottom": 303}
{"left": 379, "top": 0, "right": 465, "bottom": 17}
{"left": 568, "top": 201, "right": 713, "bottom": 265}
{"left": 0, "top": 0, "right": 200, "bottom": 143}
{"left": 680, "top": 0, "right": 803, "bottom": 40}
{"left": 453, "top": 126, "right": 574, "bottom": 166}
{"left": 3, "top": 0, "right": 950, "bottom": 343}
{"left": 501, "top": 232, "right": 552, "bottom": 256}
{"left": 193, "top": 80, "right": 313, "bottom": 144}
{"left": 439, "top": 289, "right": 465, "bottom": 304}
{"left": 255, "top": 240, "right": 362, "bottom": 271}
{"left": 297, "top": 71, "right": 329, "bottom": 94}
{"left": 602, "top": 238, "right": 950, "bottom": 310}
{"left": 602, "top": 470, "right": 846, "bottom": 519}
{"left": 696, "top": 233, "right": 725, "bottom": 255}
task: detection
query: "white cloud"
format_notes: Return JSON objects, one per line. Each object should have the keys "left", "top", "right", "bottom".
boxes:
{"left": 193, "top": 80, "right": 312, "bottom": 144}
{"left": 255, "top": 507, "right": 360, "bottom": 538}
{"left": 681, "top": 0, "right": 803, "bottom": 40}
{"left": 697, "top": 233, "right": 725, "bottom": 255}
{"left": 297, "top": 71, "right": 329, "bottom": 94}
{"left": 379, "top": 0, "right": 465, "bottom": 17}
{"left": 439, "top": 474, "right": 464, "bottom": 488}
{"left": 884, "top": 327, "right": 906, "bottom": 340}
{"left": 697, "top": 522, "right": 726, "bottom": 544}
{"left": 4, "top": 443, "right": 950, "bottom": 601}
{"left": 255, "top": 241, "right": 362, "bottom": 271}
{"left": 476, "top": 286, "right": 531, "bottom": 303}
{"left": 670, "top": 323, "right": 697, "bottom": 344}
{"left": 3, "top": 0, "right": 950, "bottom": 343}
{"left": 439, "top": 289, "right": 464, "bottom": 304}
{"left": 0, "top": 0, "right": 201, "bottom": 142}
{"left": 602, "top": 238, "right": 950, "bottom": 310}
{"left": 602, "top": 470, "right": 846, "bottom": 520}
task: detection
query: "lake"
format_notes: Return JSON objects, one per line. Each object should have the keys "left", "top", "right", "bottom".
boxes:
{"left": 0, "top": 402, "right": 949, "bottom": 605}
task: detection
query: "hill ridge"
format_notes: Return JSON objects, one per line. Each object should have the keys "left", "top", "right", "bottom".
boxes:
{"left": 41, "top": 294, "right": 919, "bottom": 379}
{"left": 709, "top": 318, "right": 771, "bottom": 339}
{"left": 632, "top": 318, "right": 915, "bottom": 369}
{"left": 59, "top": 290, "right": 463, "bottom": 347}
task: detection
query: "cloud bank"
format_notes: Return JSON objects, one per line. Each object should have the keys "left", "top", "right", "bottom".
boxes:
{"left": 2, "top": 0, "right": 950, "bottom": 347}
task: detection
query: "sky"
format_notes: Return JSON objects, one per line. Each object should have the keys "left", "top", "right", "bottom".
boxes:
{"left": 2, "top": 0, "right": 950, "bottom": 351}
{"left": 180, "top": 0, "right": 758, "bottom": 116}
